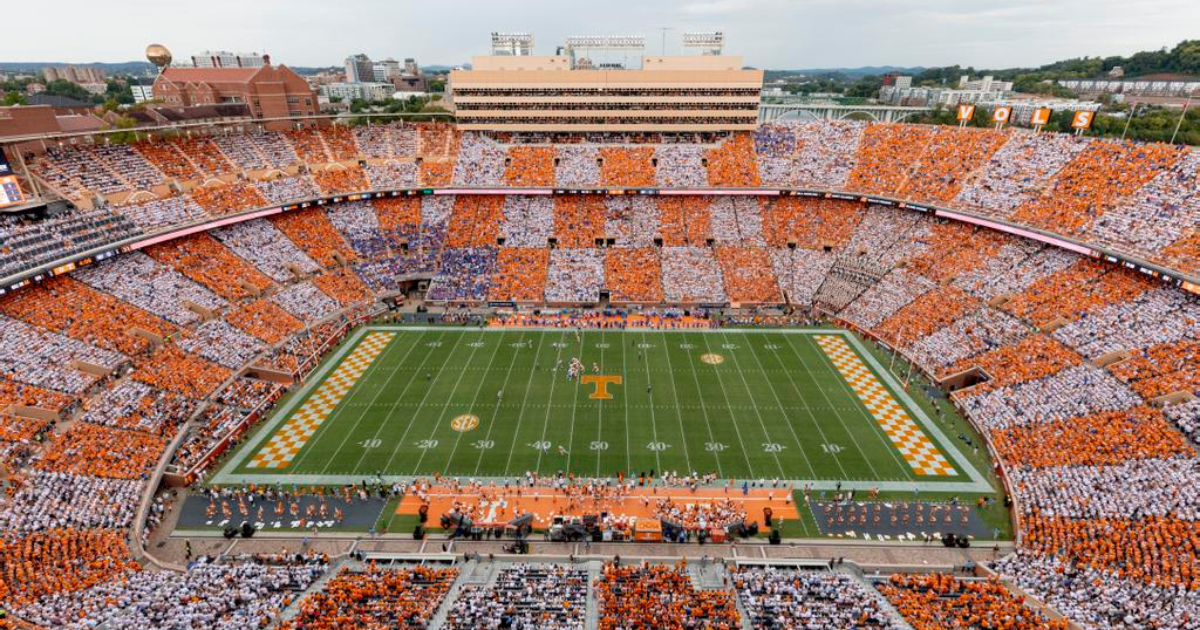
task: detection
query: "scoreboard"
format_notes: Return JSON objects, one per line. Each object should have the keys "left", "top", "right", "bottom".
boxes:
{"left": 0, "top": 147, "right": 27, "bottom": 208}
{"left": 0, "top": 175, "right": 23, "bottom": 208}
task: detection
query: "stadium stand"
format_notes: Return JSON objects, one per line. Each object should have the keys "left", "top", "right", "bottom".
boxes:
{"left": 0, "top": 211, "right": 141, "bottom": 279}
{"left": 283, "top": 564, "right": 458, "bottom": 630}
{"left": 734, "top": 567, "right": 903, "bottom": 630}
{"left": 489, "top": 247, "right": 549, "bottom": 302}
{"left": 17, "top": 562, "right": 323, "bottom": 630}
{"left": 145, "top": 233, "right": 275, "bottom": 301}
{"left": 1, "top": 115, "right": 1200, "bottom": 630}
{"left": 597, "top": 562, "right": 740, "bottom": 630}
{"left": 445, "top": 564, "right": 586, "bottom": 630}
{"left": 189, "top": 180, "right": 270, "bottom": 216}
{"left": 111, "top": 194, "right": 208, "bottom": 232}
{"left": 878, "top": 573, "right": 1068, "bottom": 630}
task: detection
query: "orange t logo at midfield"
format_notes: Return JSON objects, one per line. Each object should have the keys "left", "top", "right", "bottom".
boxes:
{"left": 581, "top": 375, "right": 623, "bottom": 400}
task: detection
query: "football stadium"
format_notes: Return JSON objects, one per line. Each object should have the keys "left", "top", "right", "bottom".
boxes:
{"left": 0, "top": 17, "right": 1196, "bottom": 630}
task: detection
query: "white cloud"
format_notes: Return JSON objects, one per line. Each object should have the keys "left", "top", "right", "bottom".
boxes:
{"left": 1, "top": 0, "right": 1195, "bottom": 70}
{"left": 681, "top": 0, "right": 755, "bottom": 15}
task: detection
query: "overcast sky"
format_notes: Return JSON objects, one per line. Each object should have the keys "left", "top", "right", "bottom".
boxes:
{"left": 5, "top": 0, "right": 1197, "bottom": 70}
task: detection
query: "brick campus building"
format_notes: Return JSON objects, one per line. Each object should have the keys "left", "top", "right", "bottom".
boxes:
{"left": 152, "top": 62, "right": 318, "bottom": 130}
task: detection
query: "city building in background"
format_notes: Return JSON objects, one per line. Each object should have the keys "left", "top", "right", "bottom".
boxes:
{"left": 344, "top": 53, "right": 375, "bottom": 83}
{"left": 373, "top": 58, "right": 402, "bottom": 82}
{"left": 1057, "top": 74, "right": 1200, "bottom": 97}
{"left": 42, "top": 65, "right": 106, "bottom": 84}
{"left": 320, "top": 82, "right": 394, "bottom": 102}
{"left": 1056, "top": 73, "right": 1199, "bottom": 107}
{"left": 335, "top": 54, "right": 427, "bottom": 97}
{"left": 391, "top": 59, "right": 428, "bottom": 94}
{"left": 130, "top": 82, "right": 155, "bottom": 103}
{"left": 879, "top": 74, "right": 1014, "bottom": 107}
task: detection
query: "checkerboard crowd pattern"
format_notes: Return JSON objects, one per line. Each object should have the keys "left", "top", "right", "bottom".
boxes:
{"left": 815, "top": 335, "right": 956, "bottom": 476}
{"left": 250, "top": 332, "right": 396, "bottom": 468}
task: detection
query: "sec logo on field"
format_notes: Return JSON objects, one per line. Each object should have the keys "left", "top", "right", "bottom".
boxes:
{"left": 450, "top": 414, "right": 480, "bottom": 432}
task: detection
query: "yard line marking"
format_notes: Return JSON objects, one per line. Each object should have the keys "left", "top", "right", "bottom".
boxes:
{"left": 793, "top": 334, "right": 907, "bottom": 477}
{"left": 668, "top": 332, "right": 716, "bottom": 476}
{"left": 699, "top": 334, "right": 761, "bottom": 479}
{"left": 638, "top": 331, "right": 663, "bottom": 474}
{"left": 709, "top": 332, "right": 788, "bottom": 479}
{"left": 595, "top": 329, "right": 606, "bottom": 478}
{"left": 564, "top": 330, "right": 586, "bottom": 472}
{"left": 814, "top": 335, "right": 955, "bottom": 476}
{"left": 343, "top": 330, "right": 447, "bottom": 474}
{"left": 249, "top": 332, "right": 395, "bottom": 469}
{"left": 781, "top": 333, "right": 889, "bottom": 479}
{"left": 465, "top": 330, "right": 529, "bottom": 476}
{"left": 512, "top": 331, "right": 566, "bottom": 477}
{"left": 377, "top": 331, "right": 471, "bottom": 475}
{"left": 409, "top": 330, "right": 501, "bottom": 475}
{"left": 533, "top": 331, "right": 573, "bottom": 475}
{"left": 314, "top": 329, "right": 433, "bottom": 475}
{"left": 620, "top": 331, "right": 631, "bottom": 474}
{"left": 732, "top": 331, "right": 823, "bottom": 479}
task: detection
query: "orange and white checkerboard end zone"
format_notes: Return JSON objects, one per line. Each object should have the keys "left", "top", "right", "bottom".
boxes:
{"left": 815, "top": 335, "right": 955, "bottom": 477}
{"left": 249, "top": 332, "right": 395, "bottom": 469}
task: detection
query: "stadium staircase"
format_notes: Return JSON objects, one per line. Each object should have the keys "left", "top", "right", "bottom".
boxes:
{"left": 813, "top": 256, "right": 887, "bottom": 312}
{"left": 685, "top": 560, "right": 760, "bottom": 630}
{"left": 275, "top": 556, "right": 353, "bottom": 624}
{"left": 426, "top": 557, "right": 487, "bottom": 630}
{"left": 586, "top": 560, "right": 602, "bottom": 630}
{"left": 840, "top": 567, "right": 916, "bottom": 630}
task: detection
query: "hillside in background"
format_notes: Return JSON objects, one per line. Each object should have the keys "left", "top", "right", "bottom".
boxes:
{"left": 0, "top": 61, "right": 154, "bottom": 75}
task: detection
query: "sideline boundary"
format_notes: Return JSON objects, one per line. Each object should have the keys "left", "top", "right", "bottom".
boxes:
{"left": 213, "top": 326, "right": 991, "bottom": 492}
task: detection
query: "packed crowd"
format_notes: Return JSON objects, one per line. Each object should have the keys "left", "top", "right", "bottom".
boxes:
{"left": 20, "top": 122, "right": 1199, "bottom": 288}
{"left": 2, "top": 124, "right": 1200, "bottom": 629}
{"left": 878, "top": 573, "right": 1068, "bottom": 630}
{"left": 446, "top": 564, "right": 586, "bottom": 630}
{"left": 546, "top": 249, "right": 605, "bottom": 302}
{"left": 312, "top": 165, "right": 370, "bottom": 196}
{"left": 211, "top": 218, "right": 323, "bottom": 282}
{"left": 597, "top": 562, "right": 740, "bottom": 630}
{"left": 145, "top": 233, "right": 275, "bottom": 301}
{"left": 73, "top": 251, "right": 227, "bottom": 326}
{"left": 112, "top": 194, "right": 209, "bottom": 231}
{"left": 189, "top": 180, "right": 270, "bottom": 216}
{"left": 284, "top": 564, "right": 459, "bottom": 630}
{"left": 734, "top": 567, "right": 903, "bottom": 630}
{"left": 1010, "top": 140, "right": 1185, "bottom": 238}
{"left": 134, "top": 139, "right": 204, "bottom": 181}
{"left": 0, "top": 314, "right": 125, "bottom": 395}
{"left": 18, "top": 560, "right": 324, "bottom": 630}
{"left": 268, "top": 209, "right": 357, "bottom": 267}
{"left": 0, "top": 210, "right": 141, "bottom": 279}
{"left": 994, "top": 551, "right": 1200, "bottom": 629}
{"left": 77, "top": 378, "right": 194, "bottom": 435}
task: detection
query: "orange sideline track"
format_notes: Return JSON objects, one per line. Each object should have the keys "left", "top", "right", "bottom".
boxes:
{"left": 396, "top": 484, "right": 801, "bottom": 529}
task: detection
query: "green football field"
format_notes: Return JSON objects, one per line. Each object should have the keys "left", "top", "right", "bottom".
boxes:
{"left": 215, "top": 326, "right": 990, "bottom": 492}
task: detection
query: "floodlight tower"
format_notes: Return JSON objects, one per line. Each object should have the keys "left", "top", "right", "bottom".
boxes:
{"left": 491, "top": 32, "right": 533, "bottom": 56}
{"left": 682, "top": 31, "right": 725, "bottom": 56}
{"left": 563, "top": 35, "right": 646, "bottom": 69}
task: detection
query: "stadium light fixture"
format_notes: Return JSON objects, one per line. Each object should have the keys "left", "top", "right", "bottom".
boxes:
{"left": 564, "top": 36, "right": 646, "bottom": 50}
{"left": 491, "top": 32, "right": 534, "bottom": 56}
{"left": 682, "top": 31, "right": 725, "bottom": 55}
